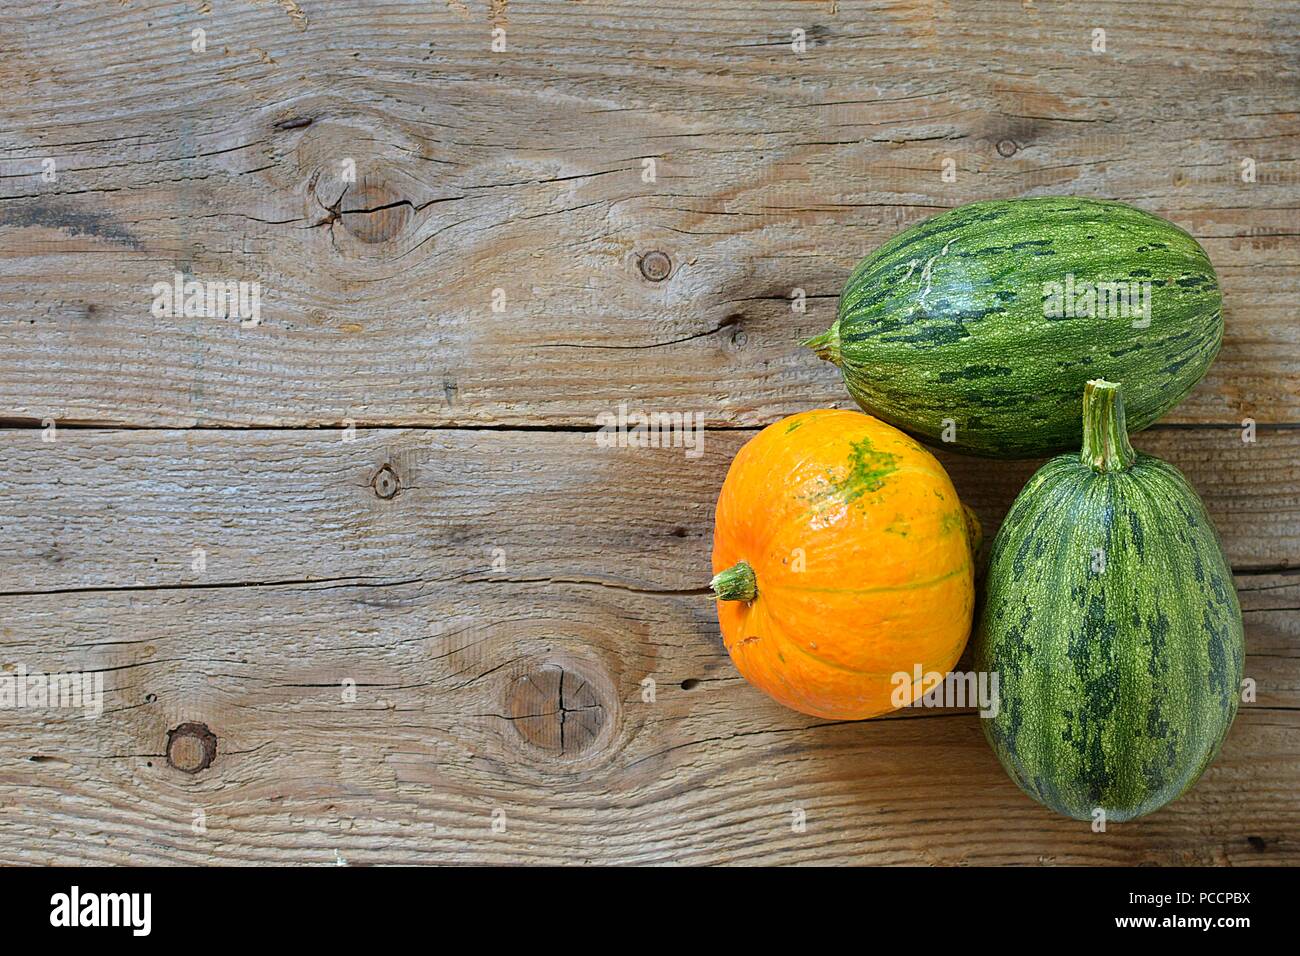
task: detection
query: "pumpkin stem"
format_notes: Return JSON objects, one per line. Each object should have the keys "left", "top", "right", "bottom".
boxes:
{"left": 802, "top": 319, "right": 842, "bottom": 367}
{"left": 1081, "top": 379, "right": 1136, "bottom": 472}
{"left": 710, "top": 561, "right": 758, "bottom": 603}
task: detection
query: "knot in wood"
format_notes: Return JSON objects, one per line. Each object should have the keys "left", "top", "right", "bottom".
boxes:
{"left": 506, "top": 663, "right": 609, "bottom": 757}
{"left": 996, "top": 139, "right": 1019, "bottom": 158}
{"left": 339, "top": 179, "right": 411, "bottom": 244}
{"left": 372, "top": 464, "right": 401, "bottom": 499}
{"left": 166, "top": 722, "right": 217, "bottom": 774}
{"left": 638, "top": 250, "right": 672, "bottom": 282}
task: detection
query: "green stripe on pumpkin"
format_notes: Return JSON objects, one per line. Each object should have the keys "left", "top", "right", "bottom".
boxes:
{"left": 973, "top": 381, "right": 1243, "bottom": 821}
{"left": 807, "top": 198, "right": 1222, "bottom": 459}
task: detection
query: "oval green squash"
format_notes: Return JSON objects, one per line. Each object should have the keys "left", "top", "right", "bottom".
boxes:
{"left": 806, "top": 197, "right": 1222, "bottom": 458}
{"left": 973, "top": 380, "right": 1243, "bottom": 821}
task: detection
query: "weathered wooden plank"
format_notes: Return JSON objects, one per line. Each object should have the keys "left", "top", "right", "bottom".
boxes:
{"left": 0, "top": 575, "right": 1294, "bottom": 866}
{"left": 0, "top": 427, "right": 1295, "bottom": 864}
{"left": 1, "top": 424, "right": 1295, "bottom": 596}
{"left": 1, "top": 1, "right": 1296, "bottom": 427}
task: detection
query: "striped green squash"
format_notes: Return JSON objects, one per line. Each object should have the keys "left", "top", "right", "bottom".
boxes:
{"left": 806, "top": 198, "right": 1221, "bottom": 458}
{"left": 974, "top": 380, "right": 1243, "bottom": 822}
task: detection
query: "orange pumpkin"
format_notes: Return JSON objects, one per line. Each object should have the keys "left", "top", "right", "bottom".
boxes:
{"left": 711, "top": 408, "right": 979, "bottom": 720}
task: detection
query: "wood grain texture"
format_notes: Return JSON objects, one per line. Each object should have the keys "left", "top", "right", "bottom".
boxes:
{"left": 0, "top": 428, "right": 1296, "bottom": 864}
{"left": 0, "top": 0, "right": 1296, "bottom": 865}
{"left": 0, "top": 0, "right": 1297, "bottom": 427}
{"left": 0, "top": 425, "right": 1296, "bottom": 594}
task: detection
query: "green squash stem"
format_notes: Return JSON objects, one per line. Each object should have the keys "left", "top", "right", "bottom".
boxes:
{"left": 710, "top": 561, "right": 758, "bottom": 602}
{"left": 802, "top": 319, "right": 842, "bottom": 366}
{"left": 1081, "top": 379, "right": 1137, "bottom": 473}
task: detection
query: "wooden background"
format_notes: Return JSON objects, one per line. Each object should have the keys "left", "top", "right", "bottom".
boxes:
{"left": 0, "top": 0, "right": 1296, "bottom": 865}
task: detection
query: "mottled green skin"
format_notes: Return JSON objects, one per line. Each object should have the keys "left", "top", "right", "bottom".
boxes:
{"left": 817, "top": 198, "right": 1222, "bottom": 458}
{"left": 973, "top": 453, "right": 1243, "bottom": 822}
